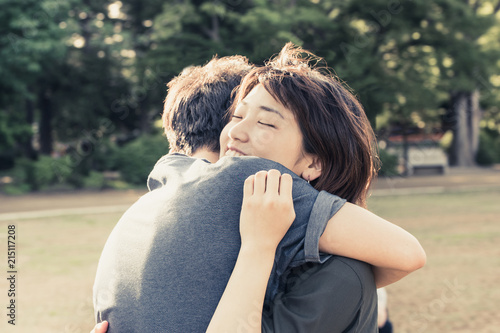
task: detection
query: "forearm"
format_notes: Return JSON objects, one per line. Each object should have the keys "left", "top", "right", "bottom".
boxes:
{"left": 206, "top": 246, "right": 275, "bottom": 333}
{"left": 208, "top": 170, "right": 294, "bottom": 332}
{"left": 319, "top": 202, "right": 426, "bottom": 287}
{"left": 372, "top": 266, "right": 410, "bottom": 288}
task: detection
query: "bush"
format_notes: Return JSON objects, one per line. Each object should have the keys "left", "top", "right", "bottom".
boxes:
{"left": 476, "top": 128, "right": 500, "bottom": 166}
{"left": 34, "top": 155, "right": 76, "bottom": 189}
{"left": 1, "top": 134, "right": 169, "bottom": 193}
{"left": 89, "top": 138, "right": 119, "bottom": 171}
{"left": 0, "top": 182, "right": 31, "bottom": 195}
{"left": 2, "top": 155, "right": 77, "bottom": 192}
{"left": 33, "top": 155, "right": 59, "bottom": 188}
{"left": 114, "top": 135, "right": 169, "bottom": 185}
{"left": 8, "top": 158, "right": 34, "bottom": 188}
{"left": 83, "top": 171, "right": 106, "bottom": 189}
{"left": 378, "top": 148, "right": 399, "bottom": 177}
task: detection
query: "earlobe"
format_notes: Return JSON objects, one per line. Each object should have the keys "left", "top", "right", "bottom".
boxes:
{"left": 302, "top": 156, "right": 322, "bottom": 182}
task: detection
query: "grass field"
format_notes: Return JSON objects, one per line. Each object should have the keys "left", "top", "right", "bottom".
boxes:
{"left": 368, "top": 189, "right": 500, "bottom": 333}
{"left": 1, "top": 188, "right": 499, "bottom": 333}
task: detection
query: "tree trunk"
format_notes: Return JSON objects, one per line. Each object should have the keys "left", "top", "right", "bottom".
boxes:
{"left": 138, "top": 98, "right": 150, "bottom": 134}
{"left": 39, "top": 88, "right": 53, "bottom": 156}
{"left": 469, "top": 89, "right": 481, "bottom": 157}
{"left": 449, "top": 90, "right": 481, "bottom": 167}
{"left": 203, "top": 14, "right": 221, "bottom": 42}
{"left": 24, "top": 97, "right": 37, "bottom": 160}
{"left": 402, "top": 128, "right": 410, "bottom": 176}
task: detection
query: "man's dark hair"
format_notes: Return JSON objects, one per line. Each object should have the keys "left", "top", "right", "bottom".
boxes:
{"left": 163, "top": 56, "right": 253, "bottom": 155}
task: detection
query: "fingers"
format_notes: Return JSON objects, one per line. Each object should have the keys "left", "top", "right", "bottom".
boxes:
{"left": 92, "top": 321, "right": 108, "bottom": 333}
{"left": 245, "top": 170, "right": 291, "bottom": 197}
{"left": 239, "top": 170, "right": 295, "bottom": 251}
{"left": 279, "top": 173, "right": 293, "bottom": 197}
{"left": 253, "top": 170, "right": 268, "bottom": 195}
{"left": 266, "top": 169, "right": 281, "bottom": 194}
{"left": 243, "top": 175, "right": 255, "bottom": 197}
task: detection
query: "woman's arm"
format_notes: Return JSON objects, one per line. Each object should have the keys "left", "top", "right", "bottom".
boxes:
{"left": 206, "top": 170, "right": 295, "bottom": 333}
{"left": 91, "top": 170, "right": 294, "bottom": 333}
{"left": 319, "top": 202, "right": 426, "bottom": 288}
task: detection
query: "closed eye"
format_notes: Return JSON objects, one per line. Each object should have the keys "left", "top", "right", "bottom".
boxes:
{"left": 258, "top": 121, "right": 275, "bottom": 128}
{"left": 232, "top": 115, "right": 243, "bottom": 120}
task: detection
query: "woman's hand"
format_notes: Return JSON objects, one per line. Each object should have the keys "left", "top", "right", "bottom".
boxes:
{"left": 90, "top": 321, "right": 108, "bottom": 333}
{"left": 206, "top": 169, "right": 295, "bottom": 333}
{"left": 239, "top": 169, "right": 295, "bottom": 253}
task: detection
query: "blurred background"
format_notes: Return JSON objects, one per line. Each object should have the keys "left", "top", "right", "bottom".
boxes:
{"left": 1, "top": 1, "right": 500, "bottom": 333}
{"left": 1, "top": 0, "right": 499, "bottom": 191}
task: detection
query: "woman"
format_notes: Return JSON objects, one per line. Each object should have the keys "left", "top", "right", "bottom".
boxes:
{"left": 209, "top": 43, "right": 425, "bottom": 331}
{"left": 219, "top": 43, "right": 424, "bottom": 285}
{"left": 93, "top": 43, "right": 425, "bottom": 332}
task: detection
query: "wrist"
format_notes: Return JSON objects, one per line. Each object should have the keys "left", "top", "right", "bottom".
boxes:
{"left": 238, "top": 244, "right": 276, "bottom": 267}
{"left": 240, "top": 241, "right": 277, "bottom": 257}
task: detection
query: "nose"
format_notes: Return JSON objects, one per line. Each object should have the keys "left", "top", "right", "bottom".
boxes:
{"left": 227, "top": 118, "right": 249, "bottom": 143}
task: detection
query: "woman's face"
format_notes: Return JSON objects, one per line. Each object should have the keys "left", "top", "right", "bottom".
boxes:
{"left": 219, "top": 84, "right": 313, "bottom": 176}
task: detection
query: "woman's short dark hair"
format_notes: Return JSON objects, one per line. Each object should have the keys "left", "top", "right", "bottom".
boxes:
{"left": 163, "top": 56, "right": 252, "bottom": 155}
{"left": 229, "top": 43, "right": 379, "bottom": 207}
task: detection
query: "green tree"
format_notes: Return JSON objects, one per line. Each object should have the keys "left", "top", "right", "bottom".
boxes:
{"left": 0, "top": 0, "right": 67, "bottom": 162}
{"left": 421, "top": 0, "right": 500, "bottom": 166}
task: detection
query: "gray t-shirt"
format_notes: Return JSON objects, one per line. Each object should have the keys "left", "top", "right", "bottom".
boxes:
{"left": 93, "top": 154, "right": 345, "bottom": 332}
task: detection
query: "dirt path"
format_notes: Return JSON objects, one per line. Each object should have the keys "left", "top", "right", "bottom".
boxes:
{"left": 0, "top": 189, "right": 147, "bottom": 214}
{"left": 372, "top": 167, "right": 500, "bottom": 193}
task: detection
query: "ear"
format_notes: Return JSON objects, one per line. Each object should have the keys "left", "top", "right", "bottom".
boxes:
{"left": 301, "top": 155, "right": 322, "bottom": 182}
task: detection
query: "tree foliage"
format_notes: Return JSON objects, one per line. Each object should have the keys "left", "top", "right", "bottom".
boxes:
{"left": 1, "top": 0, "right": 499, "bottom": 189}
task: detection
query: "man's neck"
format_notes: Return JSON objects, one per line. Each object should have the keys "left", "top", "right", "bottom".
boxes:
{"left": 191, "top": 148, "right": 219, "bottom": 163}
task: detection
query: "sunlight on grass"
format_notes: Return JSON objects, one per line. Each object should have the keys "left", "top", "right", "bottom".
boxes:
{"left": 367, "top": 189, "right": 500, "bottom": 333}
{"left": 1, "top": 189, "right": 499, "bottom": 332}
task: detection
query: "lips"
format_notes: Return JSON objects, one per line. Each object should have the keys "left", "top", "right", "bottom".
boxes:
{"left": 225, "top": 145, "right": 246, "bottom": 157}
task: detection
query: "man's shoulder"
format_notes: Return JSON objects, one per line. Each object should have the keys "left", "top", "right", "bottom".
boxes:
{"left": 154, "top": 153, "right": 199, "bottom": 167}
{"left": 215, "top": 156, "right": 292, "bottom": 174}
{"left": 152, "top": 155, "right": 298, "bottom": 179}
{"left": 215, "top": 157, "right": 316, "bottom": 190}
{"left": 147, "top": 153, "right": 210, "bottom": 190}
{"left": 152, "top": 155, "right": 279, "bottom": 176}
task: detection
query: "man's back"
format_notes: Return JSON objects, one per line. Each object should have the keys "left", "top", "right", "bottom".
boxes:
{"left": 93, "top": 155, "right": 344, "bottom": 332}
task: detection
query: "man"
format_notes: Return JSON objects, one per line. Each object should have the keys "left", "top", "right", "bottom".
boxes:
{"left": 93, "top": 55, "right": 378, "bottom": 332}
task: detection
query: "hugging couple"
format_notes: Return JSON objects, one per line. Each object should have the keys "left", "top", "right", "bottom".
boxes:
{"left": 92, "top": 43, "right": 425, "bottom": 333}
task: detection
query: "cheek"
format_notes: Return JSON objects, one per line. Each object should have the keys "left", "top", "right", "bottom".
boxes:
{"left": 254, "top": 130, "right": 275, "bottom": 148}
{"left": 219, "top": 125, "right": 231, "bottom": 147}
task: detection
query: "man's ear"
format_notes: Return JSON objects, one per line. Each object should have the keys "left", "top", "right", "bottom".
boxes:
{"left": 301, "top": 155, "right": 322, "bottom": 182}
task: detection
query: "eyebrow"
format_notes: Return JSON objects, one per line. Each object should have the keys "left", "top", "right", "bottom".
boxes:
{"left": 240, "top": 100, "right": 285, "bottom": 119}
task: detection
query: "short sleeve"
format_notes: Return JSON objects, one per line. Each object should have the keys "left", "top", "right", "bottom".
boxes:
{"left": 304, "top": 190, "right": 346, "bottom": 263}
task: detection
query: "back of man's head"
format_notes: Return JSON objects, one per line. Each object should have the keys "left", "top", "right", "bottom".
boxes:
{"left": 163, "top": 56, "right": 252, "bottom": 155}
